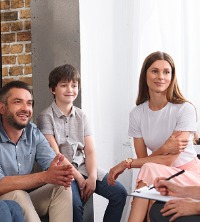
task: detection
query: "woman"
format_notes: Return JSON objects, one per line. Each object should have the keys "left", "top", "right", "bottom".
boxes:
{"left": 107, "top": 51, "right": 200, "bottom": 222}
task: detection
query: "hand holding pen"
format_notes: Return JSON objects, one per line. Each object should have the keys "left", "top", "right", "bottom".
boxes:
{"left": 149, "top": 170, "right": 185, "bottom": 190}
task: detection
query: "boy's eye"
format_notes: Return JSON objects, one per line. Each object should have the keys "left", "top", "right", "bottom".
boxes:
{"left": 72, "top": 84, "right": 78, "bottom": 88}
{"left": 60, "top": 84, "right": 66, "bottom": 87}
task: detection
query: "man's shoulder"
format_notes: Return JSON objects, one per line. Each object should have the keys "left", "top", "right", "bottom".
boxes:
{"left": 25, "top": 122, "right": 39, "bottom": 132}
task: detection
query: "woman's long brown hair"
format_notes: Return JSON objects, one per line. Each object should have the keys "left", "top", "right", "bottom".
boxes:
{"left": 136, "top": 51, "right": 187, "bottom": 106}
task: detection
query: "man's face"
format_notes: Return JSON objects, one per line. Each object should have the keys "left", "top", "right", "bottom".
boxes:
{"left": 1, "top": 88, "right": 33, "bottom": 130}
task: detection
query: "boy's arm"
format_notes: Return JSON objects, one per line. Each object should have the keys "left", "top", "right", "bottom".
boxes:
{"left": 44, "top": 134, "right": 85, "bottom": 183}
{"left": 84, "top": 136, "right": 97, "bottom": 179}
{"left": 83, "top": 135, "right": 97, "bottom": 201}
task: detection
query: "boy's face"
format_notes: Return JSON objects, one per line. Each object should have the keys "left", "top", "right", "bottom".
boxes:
{"left": 52, "top": 80, "right": 79, "bottom": 105}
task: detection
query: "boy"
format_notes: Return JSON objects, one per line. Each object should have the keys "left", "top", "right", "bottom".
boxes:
{"left": 37, "top": 64, "right": 127, "bottom": 222}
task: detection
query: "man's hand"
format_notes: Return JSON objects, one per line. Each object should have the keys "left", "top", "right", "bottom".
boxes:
{"left": 161, "top": 198, "right": 200, "bottom": 221}
{"left": 154, "top": 177, "right": 183, "bottom": 197}
{"left": 45, "top": 154, "right": 74, "bottom": 189}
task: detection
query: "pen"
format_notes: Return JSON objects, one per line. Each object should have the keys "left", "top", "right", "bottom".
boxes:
{"left": 149, "top": 169, "right": 185, "bottom": 190}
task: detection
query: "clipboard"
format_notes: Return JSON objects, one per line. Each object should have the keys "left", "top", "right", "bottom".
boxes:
{"left": 128, "top": 186, "right": 182, "bottom": 202}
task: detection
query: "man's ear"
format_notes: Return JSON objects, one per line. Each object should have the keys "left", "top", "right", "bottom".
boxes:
{"left": 0, "top": 102, "right": 5, "bottom": 115}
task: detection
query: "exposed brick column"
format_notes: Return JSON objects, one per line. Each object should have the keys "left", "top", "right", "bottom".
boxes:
{"left": 1, "top": 0, "right": 32, "bottom": 86}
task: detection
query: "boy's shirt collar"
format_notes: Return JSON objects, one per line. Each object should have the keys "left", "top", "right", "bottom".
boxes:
{"left": 51, "top": 101, "right": 76, "bottom": 118}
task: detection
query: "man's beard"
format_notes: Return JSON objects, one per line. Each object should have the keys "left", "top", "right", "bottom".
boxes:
{"left": 6, "top": 111, "right": 31, "bottom": 130}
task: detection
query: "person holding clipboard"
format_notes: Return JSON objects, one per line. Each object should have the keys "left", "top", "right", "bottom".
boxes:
{"left": 150, "top": 177, "right": 200, "bottom": 222}
{"left": 107, "top": 51, "right": 200, "bottom": 222}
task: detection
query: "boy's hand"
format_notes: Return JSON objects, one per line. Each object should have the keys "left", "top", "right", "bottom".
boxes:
{"left": 83, "top": 177, "right": 96, "bottom": 202}
{"left": 76, "top": 175, "right": 86, "bottom": 199}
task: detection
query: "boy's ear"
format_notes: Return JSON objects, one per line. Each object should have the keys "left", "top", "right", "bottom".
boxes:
{"left": 50, "top": 88, "right": 55, "bottom": 94}
{"left": 0, "top": 102, "right": 6, "bottom": 115}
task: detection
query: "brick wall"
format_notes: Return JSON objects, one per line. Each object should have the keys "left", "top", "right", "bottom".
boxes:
{"left": 1, "top": 0, "right": 32, "bottom": 86}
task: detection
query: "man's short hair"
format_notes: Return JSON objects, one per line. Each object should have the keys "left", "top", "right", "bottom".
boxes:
{"left": 0, "top": 80, "right": 33, "bottom": 105}
{"left": 48, "top": 64, "right": 81, "bottom": 91}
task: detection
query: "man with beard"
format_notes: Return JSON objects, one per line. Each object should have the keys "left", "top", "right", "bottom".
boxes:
{"left": 0, "top": 81, "right": 73, "bottom": 222}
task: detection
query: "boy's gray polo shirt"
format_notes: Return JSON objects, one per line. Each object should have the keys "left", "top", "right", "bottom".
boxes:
{"left": 37, "top": 101, "right": 106, "bottom": 181}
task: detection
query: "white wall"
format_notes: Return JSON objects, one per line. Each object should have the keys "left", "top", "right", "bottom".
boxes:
{"left": 79, "top": 1, "right": 137, "bottom": 221}
{"left": 79, "top": 1, "right": 200, "bottom": 221}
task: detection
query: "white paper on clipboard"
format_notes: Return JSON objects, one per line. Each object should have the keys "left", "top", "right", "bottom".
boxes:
{"left": 128, "top": 186, "right": 182, "bottom": 202}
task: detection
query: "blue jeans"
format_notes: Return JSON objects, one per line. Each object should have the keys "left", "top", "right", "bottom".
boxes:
{"left": 72, "top": 173, "right": 127, "bottom": 222}
{"left": 0, "top": 200, "right": 25, "bottom": 222}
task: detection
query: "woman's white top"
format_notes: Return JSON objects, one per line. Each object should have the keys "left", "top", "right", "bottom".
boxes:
{"left": 128, "top": 101, "right": 197, "bottom": 167}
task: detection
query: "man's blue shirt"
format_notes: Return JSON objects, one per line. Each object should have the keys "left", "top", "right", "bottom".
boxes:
{"left": 0, "top": 121, "right": 56, "bottom": 179}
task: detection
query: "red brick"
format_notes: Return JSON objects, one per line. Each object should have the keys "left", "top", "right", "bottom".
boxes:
{"left": 24, "top": 20, "right": 31, "bottom": 30}
{"left": 2, "top": 45, "right": 10, "bottom": 54}
{"left": 25, "top": 43, "right": 31, "bottom": 53}
{"left": 2, "top": 67, "right": 9, "bottom": 77}
{"left": 1, "top": 11, "right": 18, "bottom": 22}
{"left": 11, "top": 44, "right": 23, "bottom": 54}
{"left": 1, "top": 22, "right": 9, "bottom": 32}
{"left": 11, "top": 21, "right": 23, "bottom": 31}
{"left": 18, "top": 77, "right": 32, "bottom": 86}
{"left": 2, "top": 55, "right": 16, "bottom": 65}
{"left": 17, "top": 32, "right": 31, "bottom": 41}
{"left": 25, "top": 0, "right": 30, "bottom": 8}
{"left": 1, "top": 1, "right": 10, "bottom": 10}
{"left": 20, "top": 9, "right": 31, "bottom": 19}
{"left": 1, "top": 33, "right": 15, "bottom": 43}
{"left": 9, "top": 66, "right": 23, "bottom": 76}
{"left": 18, "top": 54, "right": 32, "bottom": 64}
{"left": 24, "top": 65, "right": 32, "bottom": 74}
{"left": 11, "top": 0, "right": 24, "bottom": 9}
{"left": 2, "top": 78, "right": 17, "bottom": 86}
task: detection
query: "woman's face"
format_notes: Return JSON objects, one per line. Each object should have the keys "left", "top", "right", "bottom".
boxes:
{"left": 146, "top": 59, "right": 172, "bottom": 95}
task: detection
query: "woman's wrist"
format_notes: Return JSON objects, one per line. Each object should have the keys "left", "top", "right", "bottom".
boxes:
{"left": 125, "top": 158, "right": 134, "bottom": 169}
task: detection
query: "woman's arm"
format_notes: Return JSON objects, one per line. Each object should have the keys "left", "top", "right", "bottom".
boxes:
{"left": 133, "top": 138, "right": 177, "bottom": 167}
{"left": 107, "top": 131, "right": 191, "bottom": 185}
{"left": 150, "top": 131, "right": 190, "bottom": 157}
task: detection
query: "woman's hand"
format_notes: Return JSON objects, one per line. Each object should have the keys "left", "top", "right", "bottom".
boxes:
{"left": 107, "top": 161, "right": 126, "bottom": 186}
{"left": 163, "top": 131, "right": 189, "bottom": 155}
